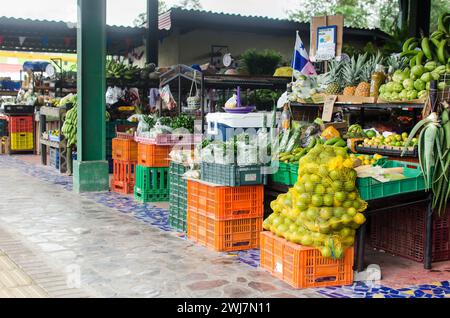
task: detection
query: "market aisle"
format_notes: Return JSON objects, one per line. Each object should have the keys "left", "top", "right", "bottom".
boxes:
{"left": 0, "top": 158, "right": 323, "bottom": 298}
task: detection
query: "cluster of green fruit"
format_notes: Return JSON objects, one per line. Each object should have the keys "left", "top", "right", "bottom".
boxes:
{"left": 344, "top": 124, "right": 368, "bottom": 139}
{"left": 106, "top": 60, "right": 141, "bottom": 81}
{"left": 361, "top": 132, "right": 418, "bottom": 148}
{"left": 62, "top": 107, "right": 77, "bottom": 147}
{"left": 278, "top": 136, "right": 346, "bottom": 164}
{"left": 380, "top": 62, "right": 447, "bottom": 101}
{"left": 380, "top": 13, "right": 450, "bottom": 102}
{"left": 400, "top": 13, "right": 450, "bottom": 68}
{"left": 264, "top": 144, "right": 367, "bottom": 259}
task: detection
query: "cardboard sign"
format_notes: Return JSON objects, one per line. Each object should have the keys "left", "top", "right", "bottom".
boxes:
{"left": 316, "top": 25, "right": 337, "bottom": 61}
{"left": 310, "top": 15, "right": 344, "bottom": 61}
{"left": 322, "top": 95, "right": 337, "bottom": 122}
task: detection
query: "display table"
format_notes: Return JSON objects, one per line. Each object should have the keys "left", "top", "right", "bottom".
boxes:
{"left": 39, "top": 106, "right": 73, "bottom": 175}
{"left": 265, "top": 181, "right": 434, "bottom": 271}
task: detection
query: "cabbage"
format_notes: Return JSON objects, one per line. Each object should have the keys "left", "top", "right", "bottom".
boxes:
{"left": 418, "top": 90, "right": 428, "bottom": 99}
{"left": 424, "top": 62, "right": 437, "bottom": 72}
{"left": 379, "top": 84, "right": 387, "bottom": 94}
{"left": 399, "top": 90, "right": 408, "bottom": 100}
{"left": 411, "top": 65, "right": 425, "bottom": 77}
{"left": 390, "top": 92, "right": 400, "bottom": 100}
{"left": 414, "top": 79, "right": 426, "bottom": 91}
{"left": 406, "top": 90, "right": 418, "bottom": 100}
{"left": 420, "top": 72, "right": 432, "bottom": 83}
{"left": 385, "top": 82, "right": 396, "bottom": 93}
{"left": 392, "top": 82, "right": 403, "bottom": 93}
{"left": 403, "top": 79, "right": 414, "bottom": 90}
{"left": 392, "top": 70, "right": 408, "bottom": 83}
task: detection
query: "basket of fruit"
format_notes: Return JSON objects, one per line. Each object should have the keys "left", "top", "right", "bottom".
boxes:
{"left": 356, "top": 132, "right": 418, "bottom": 157}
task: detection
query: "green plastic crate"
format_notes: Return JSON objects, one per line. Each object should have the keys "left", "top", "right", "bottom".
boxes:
{"left": 355, "top": 154, "right": 388, "bottom": 166}
{"left": 134, "top": 165, "right": 169, "bottom": 203}
{"left": 169, "top": 162, "right": 188, "bottom": 231}
{"left": 270, "top": 162, "right": 297, "bottom": 186}
{"left": 357, "top": 160, "right": 427, "bottom": 201}
{"left": 289, "top": 163, "right": 299, "bottom": 184}
{"left": 201, "top": 162, "right": 263, "bottom": 186}
{"left": 169, "top": 208, "right": 187, "bottom": 232}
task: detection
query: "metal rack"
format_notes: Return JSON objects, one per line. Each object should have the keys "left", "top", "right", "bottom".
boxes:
{"left": 39, "top": 106, "right": 73, "bottom": 175}
{"left": 159, "top": 64, "right": 290, "bottom": 131}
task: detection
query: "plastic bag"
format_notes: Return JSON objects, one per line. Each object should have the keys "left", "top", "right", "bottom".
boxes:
{"left": 321, "top": 126, "right": 341, "bottom": 140}
{"left": 264, "top": 144, "right": 367, "bottom": 259}
{"left": 224, "top": 94, "right": 238, "bottom": 109}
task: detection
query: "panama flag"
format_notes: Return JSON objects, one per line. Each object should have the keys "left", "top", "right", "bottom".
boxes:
{"left": 291, "top": 31, "right": 316, "bottom": 76}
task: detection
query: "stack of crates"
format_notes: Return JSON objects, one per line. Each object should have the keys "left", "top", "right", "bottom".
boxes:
{"left": 187, "top": 179, "right": 264, "bottom": 252}
{"left": 106, "top": 120, "right": 137, "bottom": 173}
{"left": 169, "top": 162, "right": 188, "bottom": 232}
{"left": 49, "top": 148, "right": 60, "bottom": 169}
{"left": 0, "top": 118, "right": 8, "bottom": 137}
{"left": 9, "top": 116, "right": 34, "bottom": 151}
{"left": 111, "top": 135, "right": 137, "bottom": 194}
{"left": 134, "top": 141, "right": 171, "bottom": 203}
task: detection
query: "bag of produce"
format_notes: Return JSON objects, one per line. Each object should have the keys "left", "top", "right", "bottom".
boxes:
{"left": 264, "top": 144, "right": 367, "bottom": 259}
{"left": 321, "top": 126, "right": 341, "bottom": 140}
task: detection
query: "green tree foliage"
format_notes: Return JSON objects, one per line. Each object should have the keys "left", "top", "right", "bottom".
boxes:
{"left": 134, "top": 0, "right": 203, "bottom": 27}
{"left": 133, "top": 1, "right": 168, "bottom": 27}
{"left": 288, "top": 0, "right": 399, "bottom": 33}
{"left": 174, "top": 0, "right": 203, "bottom": 10}
{"left": 430, "top": 0, "right": 450, "bottom": 32}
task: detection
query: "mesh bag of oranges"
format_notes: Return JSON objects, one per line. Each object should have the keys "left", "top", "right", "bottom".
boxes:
{"left": 264, "top": 144, "right": 367, "bottom": 259}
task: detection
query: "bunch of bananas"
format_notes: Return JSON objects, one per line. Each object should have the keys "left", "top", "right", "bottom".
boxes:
{"left": 106, "top": 60, "right": 141, "bottom": 81}
{"left": 62, "top": 107, "right": 77, "bottom": 147}
{"left": 401, "top": 13, "right": 450, "bottom": 68}
{"left": 344, "top": 124, "right": 367, "bottom": 139}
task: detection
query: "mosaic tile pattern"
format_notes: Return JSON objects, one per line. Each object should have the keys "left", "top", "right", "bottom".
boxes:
{"left": 1, "top": 155, "right": 449, "bottom": 298}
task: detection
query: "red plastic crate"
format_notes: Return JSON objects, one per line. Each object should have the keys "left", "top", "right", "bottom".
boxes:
{"left": 9, "top": 116, "right": 33, "bottom": 133}
{"left": 260, "top": 231, "right": 354, "bottom": 289}
{"left": 137, "top": 143, "right": 171, "bottom": 167}
{"left": 370, "top": 204, "right": 450, "bottom": 262}
{"left": 111, "top": 160, "right": 137, "bottom": 194}
{"left": 187, "top": 179, "right": 264, "bottom": 221}
{"left": 187, "top": 209, "right": 261, "bottom": 252}
{"left": 112, "top": 138, "right": 138, "bottom": 161}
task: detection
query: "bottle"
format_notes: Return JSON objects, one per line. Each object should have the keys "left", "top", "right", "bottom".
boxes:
{"left": 370, "top": 64, "right": 386, "bottom": 98}
{"left": 280, "top": 105, "right": 291, "bottom": 131}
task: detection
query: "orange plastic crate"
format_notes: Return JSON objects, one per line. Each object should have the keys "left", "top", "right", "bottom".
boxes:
{"left": 260, "top": 231, "right": 354, "bottom": 289}
{"left": 187, "top": 209, "right": 262, "bottom": 252}
{"left": 187, "top": 180, "right": 264, "bottom": 220}
{"left": 111, "top": 160, "right": 137, "bottom": 194}
{"left": 137, "top": 143, "right": 170, "bottom": 167}
{"left": 112, "top": 138, "right": 138, "bottom": 161}
{"left": 9, "top": 116, "right": 33, "bottom": 133}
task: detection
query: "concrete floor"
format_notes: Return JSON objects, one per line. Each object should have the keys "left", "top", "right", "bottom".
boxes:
{"left": 0, "top": 154, "right": 449, "bottom": 298}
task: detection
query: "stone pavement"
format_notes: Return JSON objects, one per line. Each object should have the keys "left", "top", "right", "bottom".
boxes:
{"left": 0, "top": 157, "right": 323, "bottom": 298}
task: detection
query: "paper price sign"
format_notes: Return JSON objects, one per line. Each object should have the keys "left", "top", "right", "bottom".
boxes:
{"left": 322, "top": 95, "right": 337, "bottom": 122}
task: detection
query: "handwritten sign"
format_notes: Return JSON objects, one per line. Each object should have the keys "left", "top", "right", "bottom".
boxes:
{"left": 322, "top": 95, "right": 337, "bottom": 122}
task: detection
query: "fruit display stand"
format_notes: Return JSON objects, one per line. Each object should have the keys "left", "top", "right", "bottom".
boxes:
{"left": 39, "top": 106, "right": 73, "bottom": 175}
{"left": 290, "top": 101, "right": 425, "bottom": 127}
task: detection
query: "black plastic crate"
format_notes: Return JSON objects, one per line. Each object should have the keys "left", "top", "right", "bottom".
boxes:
{"left": 3, "top": 105, "right": 34, "bottom": 114}
{"left": 355, "top": 144, "right": 418, "bottom": 158}
{"left": 0, "top": 119, "right": 8, "bottom": 137}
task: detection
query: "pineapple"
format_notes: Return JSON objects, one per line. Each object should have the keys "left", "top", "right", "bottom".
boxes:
{"left": 342, "top": 53, "right": 367, "bottom": 96}
{"left": 355, "top": 52, "right": 384, "bottom": 97}
{"left": 324, "top": 59, "right": 344, "bottom": 95}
